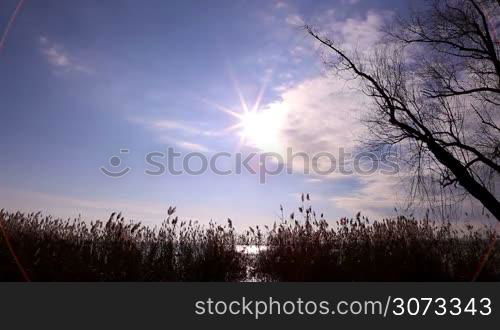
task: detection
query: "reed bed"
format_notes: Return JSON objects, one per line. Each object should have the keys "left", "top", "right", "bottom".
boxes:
{"left": 0, "top": 208, "right": 246, "bottom": 281}
{"left": 247, "top": 205, "right": 499, "bottom": 281}
{"left": 1, "top": 202, "right": 498, "bottom": 281}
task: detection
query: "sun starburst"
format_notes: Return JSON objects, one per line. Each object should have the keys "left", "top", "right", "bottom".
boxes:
{"left": 202, "top": 77, "right": 286, "bottom": 152}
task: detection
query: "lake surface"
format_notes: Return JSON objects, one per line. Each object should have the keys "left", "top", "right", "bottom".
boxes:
{"left": 236, "top": 245, "right": 267, "bottom": 255}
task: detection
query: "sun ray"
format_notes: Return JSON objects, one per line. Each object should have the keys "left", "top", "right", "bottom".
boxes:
{"left": 223, "top": 122, "right": 243, "bottom": 133}
{"left": 251, "top": 69, "right": 273, "bottom": 113}
{"left": 228, "top": 70, "right": 250, "bottom": 114}
{"left": 201, "top": 98, "right": 242, "bottom": 119}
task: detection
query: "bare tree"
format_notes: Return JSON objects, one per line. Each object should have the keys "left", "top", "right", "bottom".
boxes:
{"left": 307, "top": 0, "right": 500, "bottom": 221}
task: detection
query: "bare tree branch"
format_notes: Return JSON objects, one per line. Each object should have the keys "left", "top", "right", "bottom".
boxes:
{"left": 306, "top": 0, "right": 500, "bottom": 221}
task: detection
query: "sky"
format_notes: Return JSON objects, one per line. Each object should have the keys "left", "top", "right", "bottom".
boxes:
{"left": 0, "top": 0, "right": 434, "bottom": 226}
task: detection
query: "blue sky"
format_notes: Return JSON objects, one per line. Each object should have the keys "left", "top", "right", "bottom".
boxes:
{"left": 1, "top": 0, "right": 416, "bottom": 226}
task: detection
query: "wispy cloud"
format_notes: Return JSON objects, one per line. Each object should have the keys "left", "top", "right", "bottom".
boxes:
{"left": 155, "top": 134, "right": 213, "bottom": 152}
{"left": 129, "top": 117, "right": 215, "bottom": 153}
{"left": 152, "top": 120, "right": 206, "bottom": 135}
{"left": 174, "top": 140, "right": 213, "bottom": 153}
{"left": 324, "top": 10, "right": 392, "bottom": 50}
{"left": 342, "top": 0, "right": 361, "bottom": 5}
{"left": 330, "top": 174, "right": 403, "bottom": 218}
{"left": 275, "top": 1, "right": 288, "bottom": 9}
{"left": 0, "top": 188, "right": 167, "bottom": 224}
{"left": 39, "top": 36, "right": 91, "bottom": 73}
{"left": 130, "top": 117, "right": 223, "bottom": 137}
{"left": 285, "top": 14, "right": 304, "bottom": 27}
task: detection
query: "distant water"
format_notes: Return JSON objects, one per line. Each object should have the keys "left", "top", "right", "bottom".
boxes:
{"left": 236, "top": 245, "right": 267, "bottom": 255}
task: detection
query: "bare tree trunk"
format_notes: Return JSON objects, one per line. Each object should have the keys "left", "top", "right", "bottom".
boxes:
{"left": 426, "top": 139, "right": 500, "bottom": 221}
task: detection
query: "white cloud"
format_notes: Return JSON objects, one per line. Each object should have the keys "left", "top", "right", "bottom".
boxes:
{"left": 257, "top": 73, "right": 368, "bottom": 175}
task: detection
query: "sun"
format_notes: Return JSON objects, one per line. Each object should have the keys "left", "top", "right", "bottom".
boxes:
{"left": 239, "top": 111, "right": 261, "bottom": 140}
{"left": 237, "top": 105, "right": 285, "bottom": 151}
{"left": 202, "top": 81, "right": 286, "bottom": 152}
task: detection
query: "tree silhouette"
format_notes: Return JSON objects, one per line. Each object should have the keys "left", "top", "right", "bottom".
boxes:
{"left": 307, "top": 0, "right": 500, "bottom": 221}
